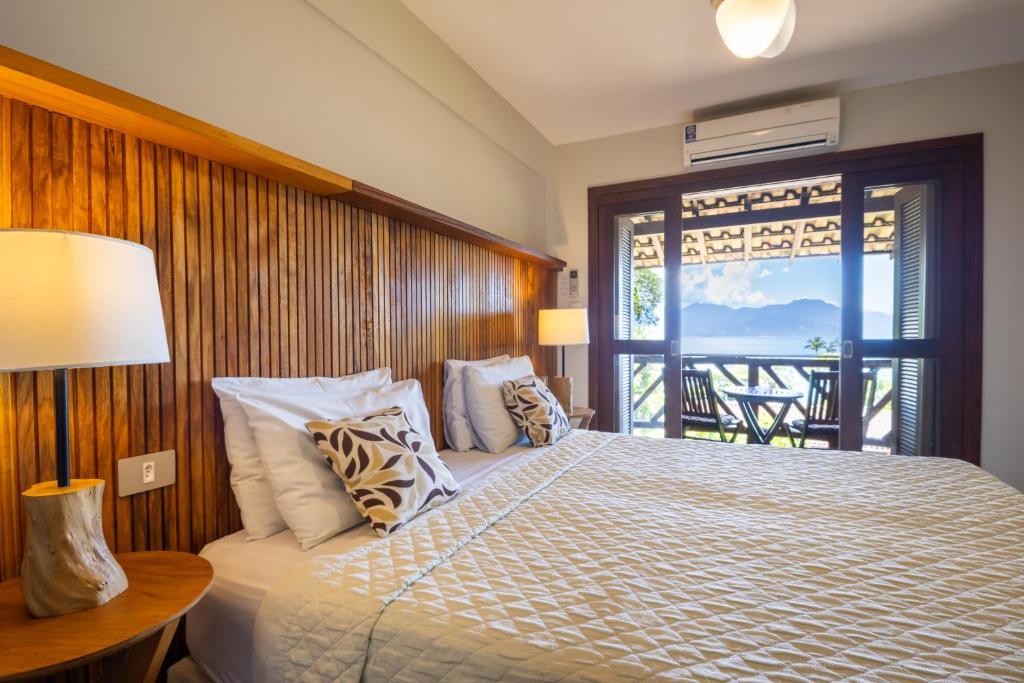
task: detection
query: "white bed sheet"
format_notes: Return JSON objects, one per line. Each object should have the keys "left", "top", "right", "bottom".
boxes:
{"left": 186, "top": 443, "right": 534, "bottom": 683}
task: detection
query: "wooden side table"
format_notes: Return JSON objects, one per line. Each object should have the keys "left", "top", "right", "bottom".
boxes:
{"left": 568, "top": 407, "right": 595, "bottom": 430}
{"left": 0, "top": 551, "right": 213, "bottom": 683}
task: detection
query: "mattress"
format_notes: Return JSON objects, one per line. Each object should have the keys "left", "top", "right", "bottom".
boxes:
{"left": 187, "top": 443, "right": 534, "bottom": 683}
{"left": 255, "top": 430, "right": 1024, "bottom": 682}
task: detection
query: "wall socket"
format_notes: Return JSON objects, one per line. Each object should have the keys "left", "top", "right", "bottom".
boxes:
{"left": 118, "top": 449, "right": 175, "bottom": 497}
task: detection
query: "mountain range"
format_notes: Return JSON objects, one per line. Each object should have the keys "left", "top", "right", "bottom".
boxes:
{"left": 682, "top": 298, "right": 892, "bottom": 338}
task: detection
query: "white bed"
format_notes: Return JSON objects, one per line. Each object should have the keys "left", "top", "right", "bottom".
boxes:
{"left": 181, "top": 431, "right": 1024, "bottom": 682}
{"left": 184, "top": 443, "right": 535, "bottom": 683}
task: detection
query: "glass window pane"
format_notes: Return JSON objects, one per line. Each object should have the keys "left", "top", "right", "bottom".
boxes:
{"left": 679, "top": 177, "right": 842, "bottom": 357}
{"left": 614, "top": 211, "right": 664, "bottom": 341}
{"left": 863, "top": 183, "right": 938, "bottom": 340}
{"left": 614, "top": 353, "right": 665, "bottom": 438}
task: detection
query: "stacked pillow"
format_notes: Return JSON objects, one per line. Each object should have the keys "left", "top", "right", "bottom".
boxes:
{"left": 236, "top": 379, "right": 435, "bottom": 549}
{"left": 446, "top": 355, "right": 571, "bottom": 453}
{"left": 215, "top": 354, "right": 572, "bottom": 549}
{"left": 214, "top": 369, "right": 457, "bottom": 549}
{"left": 211, "top": 369, "right": 391, "bottom": 539}
{"left": 443, "top": 355, "right": 508, "bottom": 451}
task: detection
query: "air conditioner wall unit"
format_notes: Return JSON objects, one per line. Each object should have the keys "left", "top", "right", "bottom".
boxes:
{"left": 683, "top": 98, "right": 840, "bottom": 167}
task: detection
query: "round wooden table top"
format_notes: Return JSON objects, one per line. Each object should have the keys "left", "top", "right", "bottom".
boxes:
{"left": 0, "top": 551, "right": 213, "bottom": 681}
{"left": 722, "top": 386, "right": 803, "bottom": 402}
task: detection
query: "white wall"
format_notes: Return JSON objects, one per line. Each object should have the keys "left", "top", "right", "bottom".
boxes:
{"left": 550, "top": 61, "right": 1024, "bottom": 489}
{"left": 0, "top": 0, "right": 555, "bottom": 249}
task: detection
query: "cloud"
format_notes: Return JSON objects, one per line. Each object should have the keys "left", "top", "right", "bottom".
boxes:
{"left": 681, "top": 262, "right": 775, "bottom": 308}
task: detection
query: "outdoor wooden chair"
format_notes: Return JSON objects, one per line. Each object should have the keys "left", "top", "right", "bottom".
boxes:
{"left": 681, "top": 368, "right": 741, "bottom": 442}
{"left": 787, "top": 369, "right": 880, "bottom": 448}
{"left": 786, "top": 370, "right": 840, "bottom": 448}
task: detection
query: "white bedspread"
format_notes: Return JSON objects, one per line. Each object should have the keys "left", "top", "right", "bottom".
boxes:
{"left": 254, "top": 431, "right": 1024, "bottom": 681}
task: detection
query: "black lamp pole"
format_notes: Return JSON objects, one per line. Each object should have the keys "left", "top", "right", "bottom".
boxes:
{"left": 53, "top": 368, "right": 70, "bottom": 488}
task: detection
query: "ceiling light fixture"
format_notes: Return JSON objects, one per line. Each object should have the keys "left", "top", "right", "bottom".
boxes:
{"left": 712, "top": 0, "right": 797, "bottom": 59}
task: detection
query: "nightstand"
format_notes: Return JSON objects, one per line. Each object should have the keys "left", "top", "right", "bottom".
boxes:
{"left": 568, "top": 406, "right": 595, "bottom": 430}
{"left": 0, "top": 551, "right": 213, "bottom": 683}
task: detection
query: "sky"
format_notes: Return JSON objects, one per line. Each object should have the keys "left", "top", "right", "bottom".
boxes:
{"left": 635, "top": 253, "right": 895, "bottom": 340}
{"left": 679, "top": 253, "right": 895, "bottom": 314}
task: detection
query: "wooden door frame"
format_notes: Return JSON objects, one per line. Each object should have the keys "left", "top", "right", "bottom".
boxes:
{"left": 588, "top": 134, "right": 983, "bottom": 464}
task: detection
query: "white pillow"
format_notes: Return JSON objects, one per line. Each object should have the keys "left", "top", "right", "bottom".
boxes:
{"left": 237, "top": 379, "right": 434, "bottom": 549}
{"left": 211, "top": 368, "right": 390, "bottom": 539}
{"left": 443, "top": 355, "right": 509, "bottom": 452}
{"left": 464, "top": 355, "right": 535, "bottom": 453}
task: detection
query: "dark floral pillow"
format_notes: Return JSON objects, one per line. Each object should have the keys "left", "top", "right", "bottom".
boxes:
{"left": 305, "top": 407, "right": 459, "bottom": 536}
{"left": 502, "top": 376, "right": 571, "bottom": 447}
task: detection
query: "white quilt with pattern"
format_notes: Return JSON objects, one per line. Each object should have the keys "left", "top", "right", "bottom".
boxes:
{"left": 254, "top": 431, "right": 1024, "bottom": 682}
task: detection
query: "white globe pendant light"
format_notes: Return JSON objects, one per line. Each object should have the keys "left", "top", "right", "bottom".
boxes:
{"left": 713, "top": 0, "right": 797, "bottom": 59}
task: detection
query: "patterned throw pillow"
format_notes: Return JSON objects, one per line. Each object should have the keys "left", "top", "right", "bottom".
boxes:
{"left": 501, "top": 375, "right": 571, "bottom": 447}
{"left": 305, "top": 407, "right": 460, "bottom": 537}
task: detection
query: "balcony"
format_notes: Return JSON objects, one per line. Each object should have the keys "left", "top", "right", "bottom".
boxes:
{"left": 630, "top": 354, "right": 893, "bottom": 451}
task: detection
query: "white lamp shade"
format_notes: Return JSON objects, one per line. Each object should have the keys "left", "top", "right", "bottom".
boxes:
{"left": 0, "top": 230, "right": 170, "bottom": 372}
{"left": 714, "top": 0, "right": 796, "bottom": 59}
{"left": 538, "top": 308, "right": 590, "bottom": 347}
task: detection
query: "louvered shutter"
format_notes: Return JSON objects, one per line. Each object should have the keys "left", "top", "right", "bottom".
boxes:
{"left": 615, "top": 217, "right": 634, "bottom": 432}
{"left": 615, "top": 217, "right": 634, "bottom": 339}
{"left": 617, "top": 354, "right": 633, "bottom": 434}
{"left": 891, "top": 185, "right": 936, "bottom": 456}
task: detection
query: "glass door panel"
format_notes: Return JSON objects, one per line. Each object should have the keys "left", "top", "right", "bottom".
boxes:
{"left": 613, "top": 210, "right": 665, "bottom": 341}
{"left": 680, "top": 177, "right": 843, "bottom": 445}
{"left": 603, "top": 199, "right": 681, "bottom": 437}
{"left": 615, "top": 353, "right": 667, "bottom": 438}
{"left": 862, "top": 182, "right": 938, "bottom": 341}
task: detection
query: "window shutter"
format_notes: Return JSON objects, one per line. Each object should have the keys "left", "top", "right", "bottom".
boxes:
{"left": 615, "top": 217, "right": 634, "bottom": 339}
{"left": 891, "top": 185, "right": 936, "bottom": 456}
{"left": 617, "top": 354, "right": 633, "bottom": 434}
{"left": 615, "top": 217, "right": 634, "bottom": 432}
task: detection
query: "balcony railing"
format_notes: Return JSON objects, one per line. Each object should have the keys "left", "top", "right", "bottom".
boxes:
{"left": 631, "top": 354, "right": 893, "bottom": 450}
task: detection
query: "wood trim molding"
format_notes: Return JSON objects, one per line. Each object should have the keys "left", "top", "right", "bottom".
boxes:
{"left": 338, "top": 181, "right": 565, "bottom": 269}
{"left": 0, "top": 44, "right": 562, "bottom": 271}
{"left": 588, "top": 134, "right": 983, "bottom": 204}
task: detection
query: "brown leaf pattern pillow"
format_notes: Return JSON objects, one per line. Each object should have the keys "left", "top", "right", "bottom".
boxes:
{"left": 305, "top": 407, "right": 460, "bottom": 537}
{"left": 501, "top": 376, "right": 571, "bottom": 447}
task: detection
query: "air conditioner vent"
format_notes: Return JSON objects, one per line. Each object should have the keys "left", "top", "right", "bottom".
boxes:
{"left": 683, "top": 98, "right": 840, "bottom": 168}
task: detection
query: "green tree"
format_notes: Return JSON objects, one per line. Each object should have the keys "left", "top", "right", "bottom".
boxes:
{"left": 633, "top": 268, "right": 663, "bottom": 328}
{"left": 804, "top": 336, "right": 828, "bottom": 355}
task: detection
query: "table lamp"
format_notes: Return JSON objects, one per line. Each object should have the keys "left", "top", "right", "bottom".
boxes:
{"left": 538, "top": 308, "right": 590, "bottom": 412}
{"left": 0, "top": 230, "right": 169, "bottom": 617}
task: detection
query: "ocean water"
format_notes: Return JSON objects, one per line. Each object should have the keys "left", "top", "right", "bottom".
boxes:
{"left": 681, "top": 335, "right": 822, "bottom": 356}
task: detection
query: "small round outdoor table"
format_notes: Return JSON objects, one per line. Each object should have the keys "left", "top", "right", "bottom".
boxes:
{"left": 721, "top": 386, "right": 803, "bottom": 445}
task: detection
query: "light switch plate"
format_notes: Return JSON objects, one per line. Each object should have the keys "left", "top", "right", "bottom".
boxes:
{"left": 118, "top": 450, "right": 176, "bottom": 497}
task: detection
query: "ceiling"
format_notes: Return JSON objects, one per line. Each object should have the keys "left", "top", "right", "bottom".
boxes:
{"left": 400, "top": 0, "right": 1024, "bottom": 144}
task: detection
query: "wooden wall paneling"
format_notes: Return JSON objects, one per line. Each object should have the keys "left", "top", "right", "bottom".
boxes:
{"left": 1, "top": 96, "right": 559, "bottom": 592}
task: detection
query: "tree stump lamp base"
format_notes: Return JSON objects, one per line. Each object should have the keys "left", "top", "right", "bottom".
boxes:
{"left": 20, "top": 479, "right": 128, "bottom": 618}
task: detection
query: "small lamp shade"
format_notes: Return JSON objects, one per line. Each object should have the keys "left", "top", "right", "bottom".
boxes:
{"left": 539, "top": 308, "right": 590, "bottom": 347}
{"left": 0, "top": 230, "right": 170, "bottom": 372}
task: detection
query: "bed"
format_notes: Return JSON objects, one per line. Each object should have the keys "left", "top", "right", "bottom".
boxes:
{"left": 183, "top": 443, "right": 537, "bottom": 683}
{"left": 183, "top": 431, "right": 1024, "bottom": 682}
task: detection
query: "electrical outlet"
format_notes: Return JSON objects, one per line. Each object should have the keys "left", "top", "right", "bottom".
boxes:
{"left": 142, "top": 460, "right": 156, "bottom": 484}
{"left": 118, "top": 450, "right": 175, "bottom": 497}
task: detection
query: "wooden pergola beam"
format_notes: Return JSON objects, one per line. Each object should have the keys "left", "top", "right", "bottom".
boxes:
{"left": 635, "top": 196, "right": 894, "bottom": 235}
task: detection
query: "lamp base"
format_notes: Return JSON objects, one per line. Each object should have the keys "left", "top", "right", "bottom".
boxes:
{"left": 20, "top": 479, "right": 128, "bottom": 617}
{"left": 548, "top": 376, "right": 573, "bottom": 413}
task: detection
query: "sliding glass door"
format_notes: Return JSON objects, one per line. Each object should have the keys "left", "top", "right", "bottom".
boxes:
{"left": 599, "top": 197, "right": 682, "bottom": 438}
{"left": 589, "top": 136, "right": 982, "bottom": 463}
{"left": 839, "top": 163, "right": 960, "bottom": 454}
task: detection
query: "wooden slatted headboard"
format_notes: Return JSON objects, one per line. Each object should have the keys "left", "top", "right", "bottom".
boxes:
{"left": 0, "top": 92, "right": 558, "bottom": 581}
